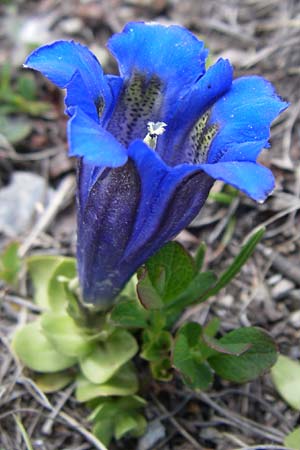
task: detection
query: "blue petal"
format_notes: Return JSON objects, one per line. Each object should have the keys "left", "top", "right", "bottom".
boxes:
{"left": 77, "top": 140, "right": 214, "bottom": 305}
{"left": 198, "top": 160, "right": 275, "bottom": 202}
{"left": 68, "top": 107, "right": 128, "bottom": 167}
{"left": 24, "top": 41, "right": 113, "bottom": 121}
{"left": 108, "top": 22, "right": 208, "bottom": 91}
{"left": 158, "top": 58, "right": 233, "bottom": 165}
{"left": 207, "top": 76, "right": 289, "bottom": 163}
{"left": 124, "top": 140, "right": 213, "bottom": 259}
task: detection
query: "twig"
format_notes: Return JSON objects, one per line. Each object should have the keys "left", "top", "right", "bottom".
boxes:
{"left": 18, "top": 377, "right": 108, "bottom": 450}
{"left": 243, "top": 201, "right": 300, "bottom": 244}
{"left": 233, "top": 447, "right": 294, "bottom": 450}
{"left": 18, "top": 175, "right": 76, "bottom": 258}
{"left": 153, "top": 396, "right": 203, "bottom": 450}
{"left": 3, "top": 294, "right": 44, "bottom": 313}
{"left": 195, "top": 392, "right": 285, "bottom": 443}
{"left": 208, "top": 197, "right": 239, "bottom": 244}
{"left": 42, "top": 383, "right": 75, "bottom": 435}
{"left": 209, "top": 388, "right": 291, "bottom": 433}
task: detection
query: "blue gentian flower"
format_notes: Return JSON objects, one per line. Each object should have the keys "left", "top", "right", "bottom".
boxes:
{"left": 25, "top": 22, "right": 287, "bottom": 308}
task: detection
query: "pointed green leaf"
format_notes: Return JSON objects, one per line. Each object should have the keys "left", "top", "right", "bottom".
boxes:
{"left": 271, "top": 355, "right": 300, "bottom": 410}
{"left": 33, "top": 371, "right": 74, "bottom": 393}
{"left": 114, "top": 414, "right": 139, "bottom": 440}
{"left": 92, "top": 418, "right": 114, "bottom": 447}
{"left": 284, "top": 427, "right": 300, "bottom": 449}
{"left": 41, "top": 312, "right": 95, "bottom": 358}
{"left": 80, "top": 329, "right": 138, "bottom": 384}
{"left": 12, "top": 320, "right": 76, "bottom": 372}
{"left": 173, "top": 323, "right": 213, "bottom": 390}
{"left": 209, "top": 327, "right": 277, "bottom": 383}
{"left": 0, "top": 241, "right": 21, "bottom": 286}
{"left": 194, "top": 242, "right": 206, "bottom": 271}
{"left": 128, "top": 413, "right": 147, "bottom": 438}
{"left": 76, "top": 363, "right": 138, "bottom": 402}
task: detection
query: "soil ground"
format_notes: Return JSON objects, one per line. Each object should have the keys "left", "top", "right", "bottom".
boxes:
{"left": 0, "top": 1, "right": 300, "bottom": 449}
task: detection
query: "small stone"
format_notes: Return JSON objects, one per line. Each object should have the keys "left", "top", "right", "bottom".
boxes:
{"left": 272, "top": 279, "right": 295, "bottom": 300}
{"left": 289, "top": 310, "right": 300, "bottom": 329}
{"left": 0, "top": 172, "right": 53, "bottom": 237}
{"left": 137, "top": 420, "right": 166, "bottom": 450}
{"left": 58, "top": 18, "right": 84, "bottom": 35}
{"left": 289, "top": 289, "right": 300, "bottom": 302}
{"left": 219, "top": 294, "right": 234, "bottom": 308}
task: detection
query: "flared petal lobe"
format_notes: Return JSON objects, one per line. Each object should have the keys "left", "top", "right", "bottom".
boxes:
{"left": 24, "top": 41, "right": 115, "bottom": 122}
{"left": 68, "top": 107, "right": 128, "bottom": 167}
{"left": 207, "top": 76, "right": 288, "bottom": 164}
{"left": 108, "top": 22, "right": 208, "bottom": 90}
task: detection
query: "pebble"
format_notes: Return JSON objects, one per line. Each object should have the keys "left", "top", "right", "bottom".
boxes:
{"left": 271, "top": 279, "right": 295, "bottom": 300}
{"left": 0, "top": 172, "right": 53, "bottom": 237}
{"left": 289, "top": 310, "right": 300, "bottom": 329}
{"left": 137, "top": 420, "right": 166, "bottom": 450}
{"left": 58, "top": 17, "right": 84, "bottom": 35}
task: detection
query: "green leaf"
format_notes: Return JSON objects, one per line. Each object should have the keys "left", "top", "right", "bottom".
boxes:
{"left": 136, "top": 267, "right": 164, "bottom": 309}
{"left": 90, "top": 397, "right": 146, "bottom": 443}
{"left": 127, "top": 413, "right": 147, "bottom": 438}
{"left": 92, "top": 418, "right": 114, "bottom": 447}
{"left": 79, "top": 329, "right": 138, "bottom": 384}
{"left": 41, "top": 312, "right": 95, "bottom": 358}
{"left": 150, "top": 357, "right": 173, "bottom": 381}
{"left": 200, "top": 333, "right": 251, "bottom": 360}
{"left": 110, "top": 296, "right": 149, "bottom": 328}
{"left": 141, "top": 329, "right": 172, "bottom": 362}
{"left": 194, "top": 242, "right": 206, "bottom": 271}
{"left": 27, "top": 255, "right": 75, "bottom": 310}
{"left": 208, "top": 327, "right": 277, "bottom": 383}
{"left": 200, "top": 227, "right": 265, "bottom": 302}
{"left": 165, "top": 271, "right": 217, "bottom": 313}
{"left": 114, "top": 414, "right": 140, "bottom": 440}
{"left": 173, "top": 323, "right": 213, "bottom": 390}
{"left": 0, "top": 115, "right": 32, "bottom": 144}
{"left": 33, "top": 371, "right": 74, "bottom": 393}
{"left": 271, "top": 355, "right": 300, "bottom": 410}
{"left": 120, "top": 274, "right": 138, "bottom": 299}
{"left": 76, "top": 363, "right": 138, "bottom": 402}
{"left": 12, "top": 320, "right": 76, "bottom": 372}
{"left": 137, "top": 242, "right": 196, "bottom": 309}
{"left": 47, "top": 259, "right": 77, "bottom": 311}
{"left": 284, "top": 427, "right": 300, "bottom": 449}
{"left": 17, "top": 74, "right": 37, "bottom": 101}
{"left": 89, "top": 396, "right": 146, "bottom": 422}
{"left": 0, "top": 241, "right": 21, "bottom": 286}
{"left": 203, "top": 317, "right": 221, "bottom": 338}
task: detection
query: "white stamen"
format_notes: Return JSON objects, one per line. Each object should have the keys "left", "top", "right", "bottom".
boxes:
{"left": 143, "top": 121, "right": 167, "bottom": 149}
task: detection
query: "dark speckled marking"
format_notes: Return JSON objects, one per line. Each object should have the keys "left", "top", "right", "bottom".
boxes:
{"left": 96, "top": 97, "right": 105, "bottom": 118}
{"left": 108, "top": 73, "right": 162, "bottom": 146}
{"left": 189, "top": 112, "right": 218, "bottom": 164}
